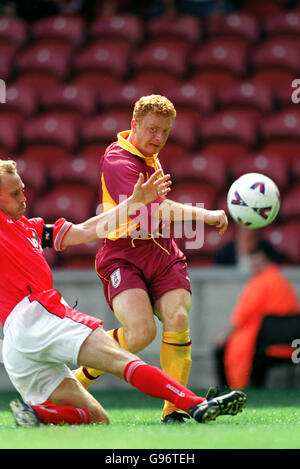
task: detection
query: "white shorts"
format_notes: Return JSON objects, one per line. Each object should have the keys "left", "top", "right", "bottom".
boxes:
{"left": 3, "top": 292, "right": 102, "bottom": 405}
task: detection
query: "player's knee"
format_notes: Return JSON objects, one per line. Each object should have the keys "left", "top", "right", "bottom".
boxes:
{"left": 129, "top": 320, "right": 156, "bottom": 352}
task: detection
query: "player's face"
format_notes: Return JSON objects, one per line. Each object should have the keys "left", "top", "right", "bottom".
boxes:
{"left": 130, "top": 112, "right": 173, "bottom": 156}
{"left": 0, "top": 173, "right": 26, "bottom": 220}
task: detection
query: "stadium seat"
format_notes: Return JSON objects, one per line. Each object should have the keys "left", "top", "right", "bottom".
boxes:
{"left": 291, "top": 158, "right": 300, "bottom": 182}
{"left": 80, "top": 110, "right": 131, "bottom": 150}
{"left": 0, "top": 42, "right": 15, "bottom": 81}
{"left": 168, "top": 110, "right": 199, "bottom": 150}
{"left": 259, "top": 109, "right": 300, "bottom": 163}
{"left": 15, "top": 155, "right": 47, "bottom": 194}
{"left": 217, "top": 80, "right": 274, "bottom": 124}
{"left": 33, "top": 184, "right": 96, "bottom": 224}
{"left": 49, "top": 154, "right": 100, "bottom": 190}
{"left": 206, "top": 11, "right": 260, "bottom": 44}
{"left": 74, "top": 39, "right": 132, "bottom": 82}
{"left": 190, "top": 69, "right": 239, "bottom": 91}
{"left": 262, "top": 10, "right": 300, "bottom": 39}
{"left": 229, "top": 152, "right": 289, "bottom": 191}
{"left": 15, "top": 42, "right": 72, "bottom": 91}
{"left": 40, "top": 82, "right": 97, "bottom": 126}
{"left": 251, "top": 38, "right": 300, "bottom": 91}
{"left": 263, "top": 220, "right": 300, "bottom": 264}
{"left": 280, "top": 184, "right": 300, "bottom": 221}
{"left": 100, "top": 81, "right": 154, "bottom": 110}
{"left": 158, "top": 142, "right": 188, "bottom": 168}
{"left": 22, "top": 113, "right": 79, "bottom": 157}
{"left": 241, "top": 0, "right": 286, "bottom": 19}
{"left": 0, "top": 114, "right": 20, "bottom": 153}
{"left": 166, "top": 151, "right": 227, "bottom": 190}
{"left": 31, "top": 15, "right": 85, "bottom": 48}
{"left": 191, "top": 38, "right": 248, "bottom": 79}
{"left": 90, "top": 14, "right": 143, "bottom": 45}
{"left": 147, "top": 14, "right": 202, "bottom": 46}
{"left": 0, "top": 81, "right": 39, "bottom": 125}
{"left": 132, "top": 70, "right": 181, "bottom": 94}
{"left": 133, "top": 39, "right": 190, "bottom": 80}
{"left": 201, "top": 142, "right": 250, "bottom": 164}
{"left": 170, "top": 181, "right": 217, "bottom": 209}
{"left": 0, "top": 16, "right": 28, "bottom": 49}
{"left": 201, "top": 110, "right": 258, "bottom": 149}
{"left": 166, "top": 81, "right": 215, "bottom": 114}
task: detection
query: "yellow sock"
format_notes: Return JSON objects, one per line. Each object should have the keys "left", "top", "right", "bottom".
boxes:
{"left": 74, "top": 327, "right": 129, "bottom": 389}
{"left": 160, "top": 330, "right": 192, "bottom": 418}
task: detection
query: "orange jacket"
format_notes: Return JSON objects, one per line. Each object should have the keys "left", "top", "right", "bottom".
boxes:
{"left": 224, "top": 264, "right": 299, "bottom": 389}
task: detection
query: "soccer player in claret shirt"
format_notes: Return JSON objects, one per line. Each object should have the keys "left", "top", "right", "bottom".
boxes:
{"left": 0, "top": 159, "right": 247, "bottom": 427}
{"left": 74, "top": 95, "right": 230, "bottom": 423}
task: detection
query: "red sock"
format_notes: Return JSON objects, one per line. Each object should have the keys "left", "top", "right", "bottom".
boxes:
{"left": 124, "top": 360, "right": 205, "bottom": 413}
{"left": 31, "top": 404, "right": 90, "bottom": 425}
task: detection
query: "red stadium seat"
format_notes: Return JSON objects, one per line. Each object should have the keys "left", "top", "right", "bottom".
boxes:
{"left": 22, "top": 113, "right": 79, "bottom": 156}
{"left": 201, "top": 142, "right": 250, "bottom": 164}
{"left": 133, "top": 39, "right": 190, "bottom": 79}
{"left": 259, "top": 109, "right": 300, "bottom": 163}
{"left": 191, "top": 38, "right": 248, "bottom": 78}
{"left": 263, "top": 221, "right": 300, "bottom": 264}
{"left": 250, "top": 68, "right": 295, "bottom": 93}
{"left": 190, "top": 69, "right": 239, "bottom": 91}
{"left": 49, "top": 154, "right": 100, "bottom": 189}
{"left": 33, "top": 184, "right": 96, "bottom": 224}
{"left": 168, "top": 110, "right": 199, "bottom": 150}
{"left": 40, "top": 82, "right": 97, "bottom": 126}
{"left": 229, "top": 152, "right": 289, "bottom": 191}
{"left": 32, "top": 15, "right": 85, "bottom": 47}
{"left": 100, "top": 81, "right": 154, "bottom": 110}
{"left": 0, "top": 42, "right": 15, "bottom": 80}
{"left": 291, "top": 158, "right": 300, "bottom": 182}
{"left": 167, "top": 82, "right": 215, "bottom": 114}
{"left": 158, "top": 142, "right": 187, "bottom": 168}
{"left": 166, "top": 152, "right": 227, "bottom": 190}
{"left": 0, "top": 16, "right": 28, "bottom": 49}
{"left": 201, "top": 110, "right": 258, "bottom": 148}
{"left": 16, "top": 41, "right": 72, "bottom": 76}
{"left": 147, "top": 14, "right": 202, "bottom": 46}
{"left": 15, "top": 156, "right": 47, "bottom": 194}
{"left": 217, "top": 80, "right": 274, "bottom": 121}
{"left": 170, "top": 181, "right": 217, "bottom": 209}
{"left": 74, "top": 39, "right": 132, "bottom": 81}
{"left": 132, "top": 70, "right": 181, "bottom": 94}
{"left": 0, "top": 82, "right": 39, "bottom": 125}
{"left": 90, "top": 14, "right": 143, "bottom": 45}
{"left": 60, "top": 241, "right": 102, "bottom": 269}
{"left": 280, "top": 183, "right": 300, "bottom": 221}
{"left": 206, "top": 12, "right": 259, "bottom": 44}
{"left": 262, "top": 10, "right": 300, "bottom": 39}
{"left": 80, "top": 110, "right": 131, "bottom": 149}
{"left": 241, "top": 0, "right": 286, "bottom": 19}
{"left": 0, "top": 114, "right": 20, "bottom": 153}
{"left": 251, "top": 38, "right": 300, "bottom": 91}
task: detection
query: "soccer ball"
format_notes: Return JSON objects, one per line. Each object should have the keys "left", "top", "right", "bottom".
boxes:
{"left": 227, "top": 173, "right": 280, "bottom": 229}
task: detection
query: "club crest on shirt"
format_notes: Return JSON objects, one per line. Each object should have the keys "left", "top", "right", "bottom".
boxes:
{"left": 110, "top": 268, "right": 121, "bottom": 288}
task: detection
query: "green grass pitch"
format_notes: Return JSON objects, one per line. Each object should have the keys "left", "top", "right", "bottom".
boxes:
{"left": 0, "top": 388, "right": 300, "bottom": 449}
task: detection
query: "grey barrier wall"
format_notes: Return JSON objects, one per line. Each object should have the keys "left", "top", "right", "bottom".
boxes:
{"left": 1, "top": 267, "right": 300, "bottom": 391}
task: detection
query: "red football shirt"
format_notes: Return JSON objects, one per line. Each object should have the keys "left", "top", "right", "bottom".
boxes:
{"left": 0, "top": 211, "right": 72, "bottom": 326}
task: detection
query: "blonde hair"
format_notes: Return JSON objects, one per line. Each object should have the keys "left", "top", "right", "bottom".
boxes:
{"left": 0, "top": 159, "right": 17, "bottom": 186}
{"left": 133, "top": 95, "right": 176, "bottom": 122}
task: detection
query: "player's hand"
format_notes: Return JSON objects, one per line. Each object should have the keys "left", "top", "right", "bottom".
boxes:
{"left": 203, "top": 209, "right": 228, "bottom": 236}
{"left": 132, "top": 170, "right": 172, "bottom": 205}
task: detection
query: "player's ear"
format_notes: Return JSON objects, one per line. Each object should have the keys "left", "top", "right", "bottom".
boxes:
{"left": 131, "top": 119, "right": 137, "bottom": 133}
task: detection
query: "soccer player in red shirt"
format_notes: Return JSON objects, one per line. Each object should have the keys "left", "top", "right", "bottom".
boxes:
{"left": 0, "top": 158, "right": 246, "bottom": 426}
{"left": 74, "top": 95, "right": 229, "bottom": 423}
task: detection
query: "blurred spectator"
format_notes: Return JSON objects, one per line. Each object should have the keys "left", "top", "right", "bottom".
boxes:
{"left": 215, "top": 224, "right": 283, "bottom": 272}
{"left": 214, "top": 240, "right": 299, "bottom": 389}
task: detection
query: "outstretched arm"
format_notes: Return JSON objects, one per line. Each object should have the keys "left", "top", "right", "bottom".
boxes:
{"left": 153, "top": 198, "right": 228, "bottom": 236}
{"left": 61, "top": 170, "right": 171, "bottom": 248}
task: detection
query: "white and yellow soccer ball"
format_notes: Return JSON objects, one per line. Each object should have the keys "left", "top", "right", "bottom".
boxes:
{"left": 227, "top": 173, "right": 280, "bottom": 229}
